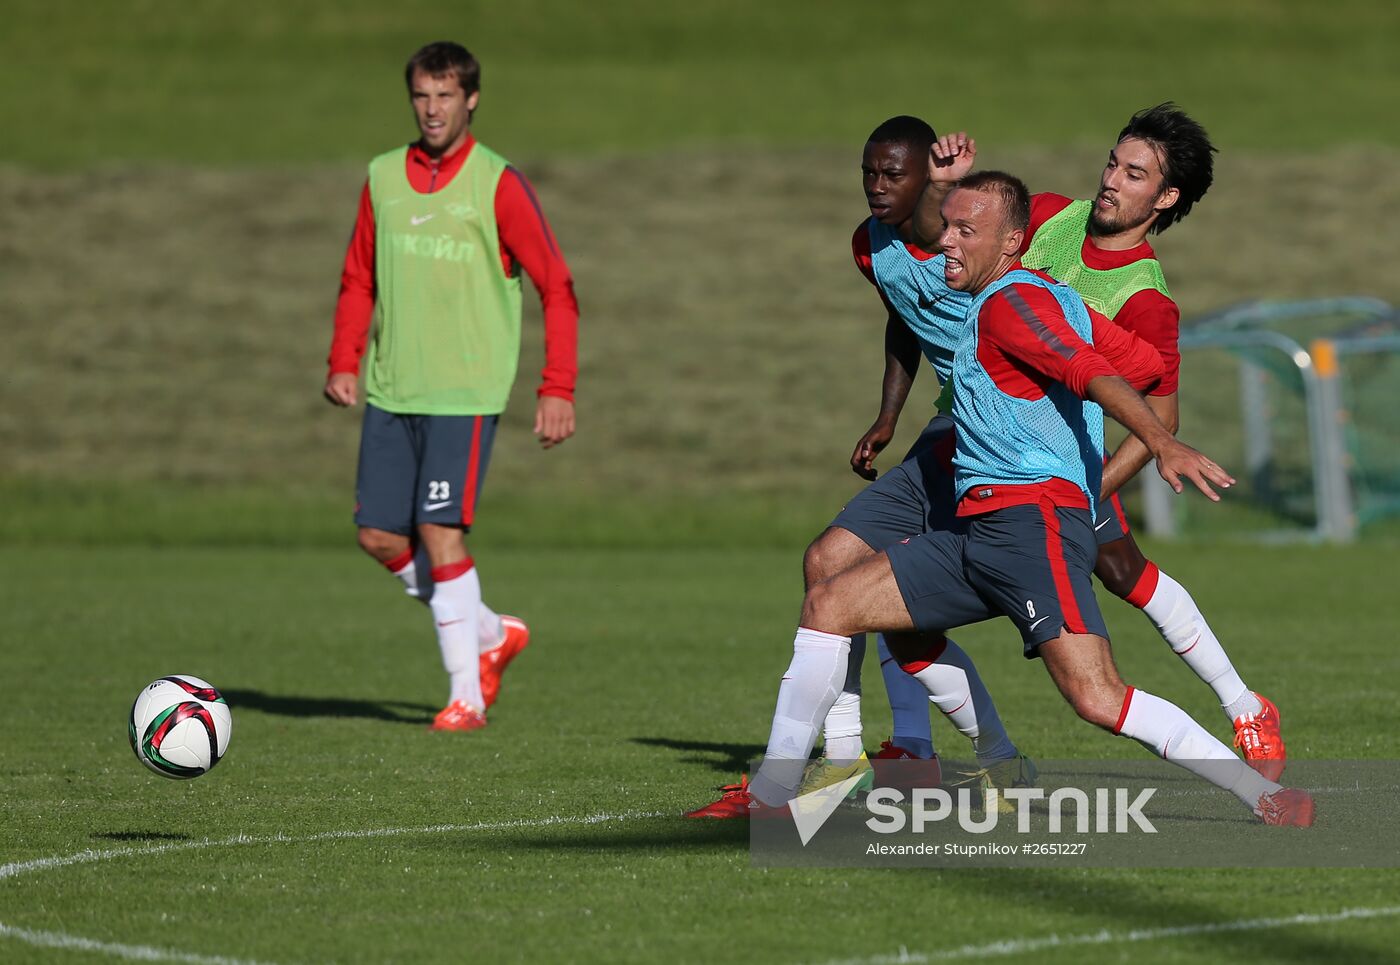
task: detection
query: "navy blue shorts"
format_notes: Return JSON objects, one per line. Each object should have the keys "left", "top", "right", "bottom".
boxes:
{"left": 354, "top": 404, "right": 498, "bottom": 534}
{"left": 886, "top": 501, "right": 1109, "bottom": 658}
{"left": 1093, "top": 491, "right": 1131, "bottom": 545}
{"left": 831, "top": 414, "right": 961, "bottom": 552}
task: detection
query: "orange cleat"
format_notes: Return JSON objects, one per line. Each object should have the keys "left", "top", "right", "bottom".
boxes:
{"left": 430, "top": 700, "right": 487, "bottom": 732}
{"left": 1233, "top": 693, "right": 1286, "bottom": 782}
{"left": 871, "top": 740, "right": 943, "bottom": 790}
{"left": 480, "top": 616, "right": 530, "bottom": 709}
{"left": 1257, "top": 787, "right": 1315, "bottom": 827}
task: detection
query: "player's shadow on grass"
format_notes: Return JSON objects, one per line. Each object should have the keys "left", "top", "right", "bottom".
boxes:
{"left": 513, "top": 820, "right": 748, "bottom": 852}
{"left": 630, "top": 737, "right": 766, "bottom": 776}
{"left": 92, "top": 831, "right": 191, "bottom": 842}
{"left": 220, "top": 689, "right": 436, "bottom": 725}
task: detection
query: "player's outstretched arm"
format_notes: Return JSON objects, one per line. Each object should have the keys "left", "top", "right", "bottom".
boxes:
{"left": 1086, "top": 376, "right": 1234, "bottom": 501}
{"left": 1100, "top": 392, "right": 1178, "bottom": 499}
{"left": 852, "top": 313, "right": 921, "bottom": 480}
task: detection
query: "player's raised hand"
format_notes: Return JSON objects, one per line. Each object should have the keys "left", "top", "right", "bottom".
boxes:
{"left": 930, "top": 132, "right": 977, "bottom": 183}
{"left": 1154, "top": 439, "right": 1235, "bottom": 501}
{"left": 851, "top": 418, "right": 896, "bottom": 480}
{"left": 324, "top": 373, "right": 358, "bottom": 407}
{"left": 535, "top": 395, "right": 575, "bottom": 449}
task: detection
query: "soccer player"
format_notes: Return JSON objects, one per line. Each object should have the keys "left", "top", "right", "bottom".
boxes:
{"left": 913, "top": 106, "right": 1284, "bottom": 777}
{"left": 324, "top": 42, "right": 579, "bottom": 732}
{"left": 808, "top": 116, "right": 1028, "bottom": 788}
{"left": 694, "top": 173, "right": 1313, "bottom": 826}
{"left": 689, "top": 119, "right": 1032, "bottom": 822}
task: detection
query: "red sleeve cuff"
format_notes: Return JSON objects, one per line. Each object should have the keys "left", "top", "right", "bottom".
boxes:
{"left": 1063, "top": 349, "right": 1119, "bottom": 398}
{"left": 538, "top": 385, "right": 574, "bottom": 402}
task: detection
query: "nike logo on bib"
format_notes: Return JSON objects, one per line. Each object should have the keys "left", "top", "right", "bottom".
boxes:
{"left": 410, "top": 214, "right": 435, "bottom": 226}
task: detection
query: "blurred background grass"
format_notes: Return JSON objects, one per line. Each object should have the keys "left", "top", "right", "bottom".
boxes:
{"left": 3, "top": 0, "right": 1398, "bottom": 546}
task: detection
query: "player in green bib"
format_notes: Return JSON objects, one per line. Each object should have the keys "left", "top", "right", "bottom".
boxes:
{"left": 324, "top": 42, "right": 580, "bottom": 733}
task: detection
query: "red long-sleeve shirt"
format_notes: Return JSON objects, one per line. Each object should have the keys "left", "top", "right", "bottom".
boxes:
{"left": 328, "top": 135, "right": 579, "bottom": 401}
{"left": 957, "top": 267, "right": 1165, "bottom": 516}
{"left": 977, "top": 273, "right": 1164, "bottom": 399}
{"left": 1024, "top": 193, "right": 1179, "bottom": 396}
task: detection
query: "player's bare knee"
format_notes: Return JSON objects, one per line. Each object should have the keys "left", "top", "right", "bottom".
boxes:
{"left": 356, "top": 527, "right": 403, "bottom": 560}
{"left": 801, "top": 537, "right": 829, "bottom": 589}
{"left": 803, "top": 528, "right": 871, "bottom": 589}
{"left": 1095, "top": 540, "right": 1148, "bottom": 599}
{"left": 800, "top": 581, "right": 847, "bottom": 635}
{"left": 803, "top": 531, "right": 849, "bottom": 588}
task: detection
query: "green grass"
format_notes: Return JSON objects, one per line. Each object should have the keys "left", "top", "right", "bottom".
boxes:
{"left": 5, "top": 148, "right": 1399, "bottom": 521}
{"left": 2, "top": 538, "right": 1399, "bottom": 963}
{"left": 5, "top": 3, "right": 1400, "bottom": 959}
{"left": 4, "top": 0, "right": 1399, "bottom": 167}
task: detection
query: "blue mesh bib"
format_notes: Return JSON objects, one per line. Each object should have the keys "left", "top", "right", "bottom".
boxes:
{"left": 951, "top": 270, "right": 1105, "bottom": 514}
{"left": 867, "top": 218, "right": 973, "bottom": 385}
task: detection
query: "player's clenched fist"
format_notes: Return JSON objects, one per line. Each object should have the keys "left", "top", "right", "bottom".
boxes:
{"left": 324, "top": 372, "right": 358, "bottom": 407}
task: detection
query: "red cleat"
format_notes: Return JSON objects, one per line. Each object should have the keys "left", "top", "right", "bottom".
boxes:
{"left": 1257, "top": 787, "right": 1315, "bottom": 827}
{"left": 683, "top": 777, "right": 792, "bottom": 820}
{"left": 430, "top": 700, "right": 487, "bottom": 732}
{"left": 480, "top": 616, "right": 530, "bottom": 709}
{"left": 871, "top": 740, "right": 943, "bottom": 790}
{"left": 1233, "top": 693, "right": 1286, "bottom": 782}
{"left": 685, "top": 776, "right": 754, "bottom": 819}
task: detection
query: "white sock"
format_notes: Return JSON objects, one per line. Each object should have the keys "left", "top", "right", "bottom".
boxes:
{"left": 478, "top": 603, "right": 505, "bottom": 651}
{"left": 877, "top": 635, "right": 934, "bottom": 759}
{"left": 1130, "top": 563, "right": 1260, "bottom": 720}
{"left": 750, "top": 628, "right": 851, "bottom": 807}
{"left": 1116, "top": 687, "right": 1279, "bottom": 813}
{"left": 384, "top": 549, "right": 426, "bottom": 601}
{"left": 428, "top": 559, "right": 484, "bottom": 710}
{"left": 822, "top": 633, "right": 866, "bottom": 762}
{"left": 899, "top": 638, "right": 1017, "bottom": 764}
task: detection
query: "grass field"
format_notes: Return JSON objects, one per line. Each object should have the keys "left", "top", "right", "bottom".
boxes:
{"left": 5, "top": 2, "right": 1400, "bottom": 962}
{"left": 2, "top": 539, "right": 1399, "bottom": 963}
{"left": 4, "top": 0, "right": 1398, "bottom": 167}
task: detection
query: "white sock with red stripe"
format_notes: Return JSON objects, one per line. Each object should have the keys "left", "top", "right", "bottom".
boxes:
{"left": 1126, "top": 563, "right": 1261, "bottom": 721}
{"left": 750, "top": 628, "right": 851, "bottom": 807}
{"left": 1114, "top": 686, "right": 1279, "bottom": 812}
{"left": 877, "top": 635, "right": 935, "bottom": 759}
{"left": 428, "top": 559, "right": 485, "bottom": 710}
{"left": 384, "top": 549, "right": 424, "bottom": 600}
{"left": 399, "top": 549, "right": 502, "bottom": 650}
{"left": 822, "top": 634, "right": 865, "bottom": 762}
{"left": 898, "top": 637, "right": 1017, "bottom": 764}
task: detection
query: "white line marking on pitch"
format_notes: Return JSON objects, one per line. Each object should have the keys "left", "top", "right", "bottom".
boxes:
{"left": 0, "top": 922, "right": 270, "bottom": 964}
{"left": 0, "top": 808, "right": 668, "bottom": 963}
{"left": 814, "top": 905, "right": 1400, "bottom": 964}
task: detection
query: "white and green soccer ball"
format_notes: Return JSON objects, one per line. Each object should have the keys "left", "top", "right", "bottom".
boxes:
{"left": 128, "top": 675, "right": 232, "bottom": 779}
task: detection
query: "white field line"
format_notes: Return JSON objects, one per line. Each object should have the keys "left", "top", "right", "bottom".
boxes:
{"left": 4, "top": 809, "right": 1395, "bottom": 964}
{"left": 0, "top": 922, "right": 272, "bottom": 964}
{"left": 0, "top": 809, "right": 668, "bottom": 882}
{"left": 0, "top": 809, "right": 668, "bottom": 963}
{"left": 815, "top": 905, "right": 1400, "bottom": 965}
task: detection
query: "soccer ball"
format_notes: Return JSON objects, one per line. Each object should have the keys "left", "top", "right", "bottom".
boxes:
{"left": 128, "top": 675, "right": 232, "bottom": 779}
